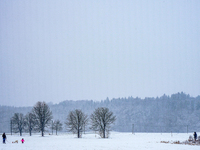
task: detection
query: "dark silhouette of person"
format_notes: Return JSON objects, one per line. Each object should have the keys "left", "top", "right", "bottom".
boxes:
{"left": 194, "top": 132, "right": 197, "bottom": 141}
{"left": 2, "top": 133, "right": 6, "bottom": 144}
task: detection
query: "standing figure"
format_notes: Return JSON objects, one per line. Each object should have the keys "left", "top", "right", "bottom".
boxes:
{"left": 2, "top": 133, "right": 6, "bottom": 144}
{"left": 194, "top": 132, "right": 197, "bottom": 141}
{"left": 21, "top": 138, "right": 25, "bottom": 143}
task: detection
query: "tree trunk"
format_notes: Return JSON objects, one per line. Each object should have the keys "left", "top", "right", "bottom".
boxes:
{"left": 78, "top": 129, "right": 80, "bottom": 138}
{"left": 42, "top": 130, "right": 44, "bottom": 136}
{"left": 103, "top": 124, "right": 106, "bottom": 138}
{"left": 19, "top": 128, "right": 22, "bottom": 136}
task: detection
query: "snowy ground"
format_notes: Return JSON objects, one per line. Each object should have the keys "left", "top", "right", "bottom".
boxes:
{"left": 1, "top": 132, "right": 199, "bottom": 150}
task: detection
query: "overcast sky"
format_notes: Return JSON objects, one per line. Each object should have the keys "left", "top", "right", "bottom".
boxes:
{"left": 0, "top": 0, "right": 200, "bottom": 107}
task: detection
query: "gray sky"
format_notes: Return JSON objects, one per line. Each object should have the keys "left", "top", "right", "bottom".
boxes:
{"left": 0, "top": 0, "right": 200, "bottom": 107}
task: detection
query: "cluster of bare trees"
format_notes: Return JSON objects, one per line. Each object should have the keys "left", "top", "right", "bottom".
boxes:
{"left": 65, "top": 107, "right": 116, "bottom": 138}
{"left": 11, "top": 101, "right": 116, "bottom": 138}
{"left": 11, "top": 101, "right": 62, "bottom": 136}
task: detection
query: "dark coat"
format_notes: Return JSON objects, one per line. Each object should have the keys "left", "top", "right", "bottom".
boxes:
{"left": 2, "top": 133, "right": 6, "bottom": 139}
{"left": 194, "top": 132, "right": 197, "bottom": 139}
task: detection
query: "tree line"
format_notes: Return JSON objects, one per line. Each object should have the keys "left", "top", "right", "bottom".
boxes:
{"left": 4, "top": 92, "right": 199, "bottom": 133}
{"left": 11, "top": 101, "right": 116, "bottom": 138}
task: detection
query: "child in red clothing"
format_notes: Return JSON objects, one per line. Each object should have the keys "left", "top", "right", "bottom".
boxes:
{"left": 21, "top": 138, "right": 25, "bottom": 143}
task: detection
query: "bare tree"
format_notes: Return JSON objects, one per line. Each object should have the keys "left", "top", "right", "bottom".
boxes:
{"left": 32, "top": 101, "right": 53, "bottom": 136}
{"left": 53, "top": 120, "right": 63, "bottom": 135}
{"left": 65, "top": 109, "right": 88, "bottom": 138}
{"left": 24, "top": 112, "right": 36, "bottom": 136}
{"left": 91, "top": 107, "right": 116, "bottom": 138}
{"left": 12, "top": 113, "right": 25, "bottom": 136}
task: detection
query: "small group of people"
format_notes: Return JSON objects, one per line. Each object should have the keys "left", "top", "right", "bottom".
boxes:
{"left": 2, "top": 133, "right": 25, "bottom": 144}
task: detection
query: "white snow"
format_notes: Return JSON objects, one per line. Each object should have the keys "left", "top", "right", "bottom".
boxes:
{"left": 1, "top": 132, "right": 199, "bottom": 150}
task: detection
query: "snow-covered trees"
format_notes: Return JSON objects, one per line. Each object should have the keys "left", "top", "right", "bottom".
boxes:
{"left": 10, "top": 102, "right": 58, "bottom": 136}
{"left": 5, "top": 93, "right": 200, "bottom": 134}
{"left": 53, "top": 120, "right": 63, "bottom": 135}
{"left": 10, "top": 101, "right": 118, "bottom": 137}
{"left": 24, "top": 112, "right": 36, "bottom": 136}
{"left": 91, "top": 107, "right": 116, "bottom": 138}
{"left": 65, "top": 109, "right": 88, "bottom": 138}
{"left": 12, "top": 113, "right": 25, "bottom": 136}
{"left": 64, "top": 107, "right": 116, "bottom": 138}
{"left": 32, "top": 101, "right": 53, "bottom": 136}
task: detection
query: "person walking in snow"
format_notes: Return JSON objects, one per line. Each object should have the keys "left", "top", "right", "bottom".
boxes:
{"left": 21, "top": 138, "right": 25, "bottom": 143}
{"left": 2, "top": 133, "right": 6, "bottom": 144}
{"left": 194, "top": 132, "right": 197, "bottom": 141}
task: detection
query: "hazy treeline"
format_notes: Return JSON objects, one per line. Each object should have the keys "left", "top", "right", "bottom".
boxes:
{"left": 1, "top": 92, "right": 200, "bottom": 133}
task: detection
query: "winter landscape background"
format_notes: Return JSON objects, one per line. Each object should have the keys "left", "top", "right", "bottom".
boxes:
{"left": 1, "top": 92, "right": 200, "bottom": 134}
{"left": 1, "top": 1, "right": 200, "bottom": 149}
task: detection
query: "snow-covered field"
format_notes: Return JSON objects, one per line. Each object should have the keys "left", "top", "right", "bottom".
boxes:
{"left": 1, "top": 132, "right": 199, "bottom": 150}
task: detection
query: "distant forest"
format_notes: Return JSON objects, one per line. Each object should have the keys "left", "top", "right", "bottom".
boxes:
{"left": 1, "top": 92, "right": 200, "bottom": 133}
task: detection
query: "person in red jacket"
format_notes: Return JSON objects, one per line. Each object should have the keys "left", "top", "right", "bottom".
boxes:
{"left": 21, "top": 138, "right": 25, "bottom": 143}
